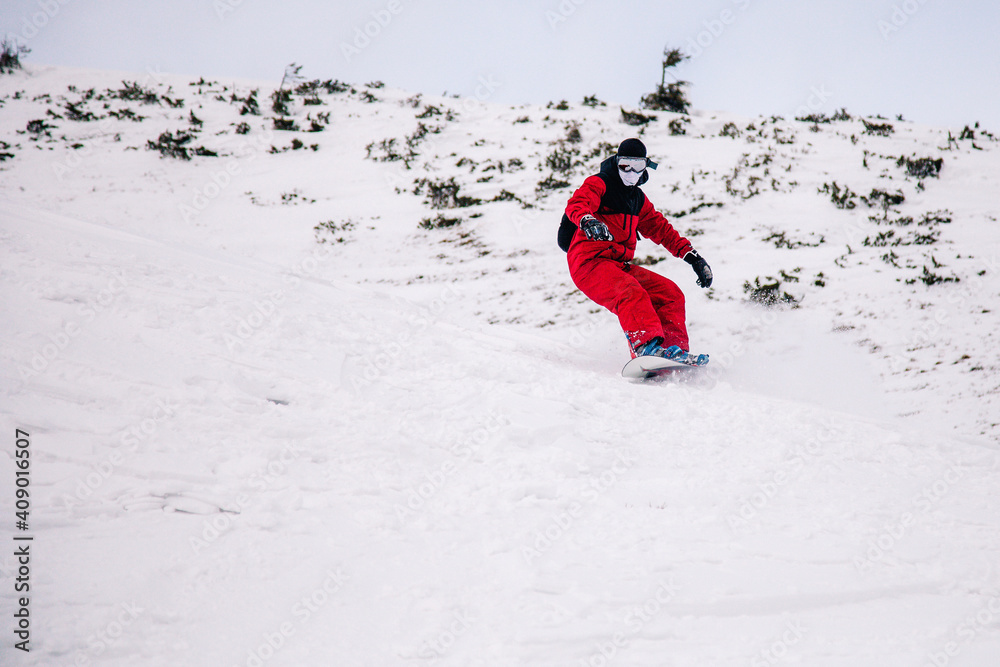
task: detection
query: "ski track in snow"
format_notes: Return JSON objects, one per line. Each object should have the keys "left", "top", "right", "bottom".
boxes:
{"left": 1, "top": 66, "right": 999, "bottom": 666}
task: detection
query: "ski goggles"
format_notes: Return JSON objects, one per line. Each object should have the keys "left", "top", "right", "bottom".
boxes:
{"left": 616, "top": 155, "right": 658, "bottom": 172}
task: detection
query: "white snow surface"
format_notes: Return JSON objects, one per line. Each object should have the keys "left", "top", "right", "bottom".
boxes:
{"left": 1, "top": 65, "right": 999, "bottom": 666}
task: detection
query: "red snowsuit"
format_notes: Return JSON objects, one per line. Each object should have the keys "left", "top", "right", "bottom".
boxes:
{"left": 565, "top": 157, "right": 694, "bottom": 353}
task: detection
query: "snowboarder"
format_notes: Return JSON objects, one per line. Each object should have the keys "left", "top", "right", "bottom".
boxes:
{"left": 560, "top": 138, "right": 713, "bottom": 364}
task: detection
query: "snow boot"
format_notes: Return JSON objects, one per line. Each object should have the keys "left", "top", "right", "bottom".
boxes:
{"left": 634, "top": 337, "right": 709, "bottom": 366}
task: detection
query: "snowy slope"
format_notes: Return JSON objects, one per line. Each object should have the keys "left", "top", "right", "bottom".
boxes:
{"left": 1, "top": 65, "right": 1000, "bottom": 666}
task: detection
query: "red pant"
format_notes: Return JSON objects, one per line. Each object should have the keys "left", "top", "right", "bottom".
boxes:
{"left": 570, "top": 259, "right": 688, "bottom": 353}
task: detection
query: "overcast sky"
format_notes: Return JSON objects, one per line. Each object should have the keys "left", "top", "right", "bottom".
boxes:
{"left": 3, "top": 0, "right": 998, "bottom": 129}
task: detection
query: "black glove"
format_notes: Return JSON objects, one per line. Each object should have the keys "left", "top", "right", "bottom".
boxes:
{"left": 580, "top": 215, "right": 612, "bottom": 242}
{"left": 684, "top": 250, "right": 713, "bottom": 288}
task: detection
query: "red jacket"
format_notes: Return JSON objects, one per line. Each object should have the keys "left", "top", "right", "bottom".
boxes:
{"left": 565, "top": 158, "right": 692, "bottom": 272}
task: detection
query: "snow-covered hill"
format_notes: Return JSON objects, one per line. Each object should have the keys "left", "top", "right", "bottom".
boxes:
{"left": 1, "top": 65, "right": 999, "bottom": 666}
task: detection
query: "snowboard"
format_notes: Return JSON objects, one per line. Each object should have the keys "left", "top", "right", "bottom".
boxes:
{"left": 621, "top": 354, "right": 705, "bottom": 380}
